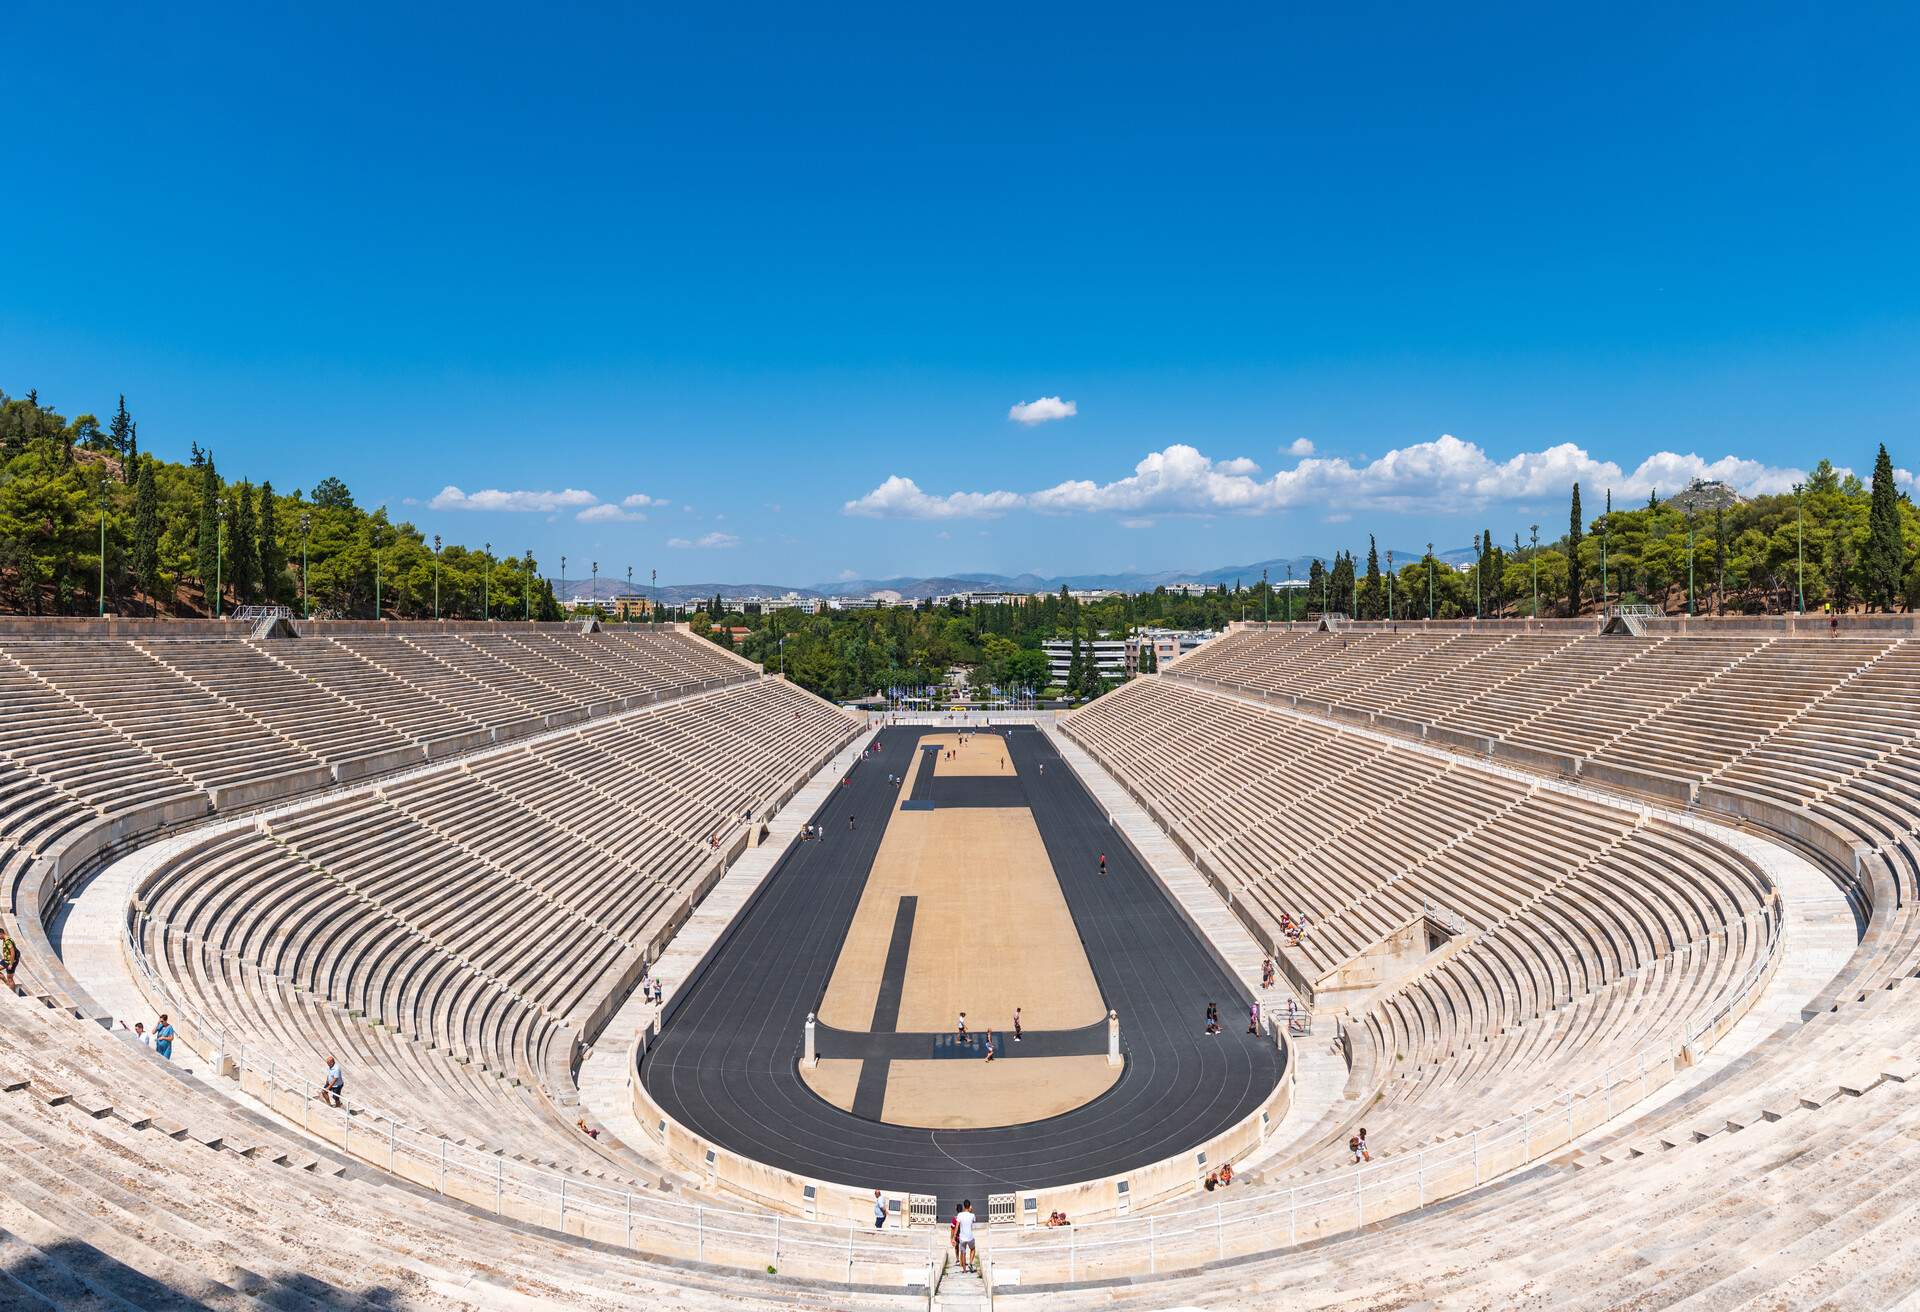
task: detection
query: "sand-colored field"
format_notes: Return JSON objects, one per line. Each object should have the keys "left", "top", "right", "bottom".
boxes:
{"left": 920, "top": 731, "right": 1016, "bottom": 777}
{"left": 800, "top": 1053, "right": 1121, "bottom": 1129}
{"left": 817, "top": 740, "right": 1104, "bottom": 1033}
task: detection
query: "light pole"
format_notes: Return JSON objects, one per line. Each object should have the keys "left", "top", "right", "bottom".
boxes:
{"left": 1386, "top": 550, "right": 1394, "bottom": 620}
{"left": 560, "top": 555, "right": 567, "bottom": 615}
{"left": 592, "top": 560, "right": 599, "bottom": 613}
{"left": 215, "top": 505, "right": 226, "bottom": 619}
{"left": 482, "top": 543, "right": 491, "bottom": 621}
{"left": 433, "top": 534, "right": 441, "bottom": 620}
{"left": 300, "top": 513, "right": 311, "bottom": 620}
{"left": 98, "top": 482, "right": 109, "bottom": 618}
{"left": 1285, "top": 564, "right": 1294, "bottom": 622}
{"left": 1529, "top": 525, "right": 1540, "bottom": 620}
{"left": 651, "top": 568, "right": 658, "bottom": 623}
{"left": 1262, "top": 567, "right": 1269, "bottom": 623}
{"left": 524, "top": 550, "right": 534, "bottom": 621}
{"left": 372, "top": 524, "right": 382, "bottom": 620}
{"left": 1685, "top": 509, "right": 1696, "bottom": 617}
{"left": 1793, "top": 482, "right": 1806, "bottom": 614}
{"left": 1426, "top": 542, "right": 1435, "bottom": 620}
{"left": 626, "top": 565, "right": 633, "bottom": 622}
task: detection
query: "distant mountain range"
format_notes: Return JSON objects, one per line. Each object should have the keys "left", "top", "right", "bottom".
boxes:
{"left": 553, "top": 548, "right": 1478, "bottom": 604}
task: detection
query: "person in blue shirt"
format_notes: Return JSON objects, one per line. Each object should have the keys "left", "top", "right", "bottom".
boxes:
{"left": 153, "top": 1015, "right": 175, "bottom": 1061}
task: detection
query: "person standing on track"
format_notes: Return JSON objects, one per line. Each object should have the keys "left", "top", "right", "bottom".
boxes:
{"left": 1098, "top": 852, "right": 1107, "bottom": 876}
{"left": 957, "top": 1011, "right": 968, "bottom": 1045}
{"left": 1012, "top": 1007, "right": 1022, "bottom": 1043}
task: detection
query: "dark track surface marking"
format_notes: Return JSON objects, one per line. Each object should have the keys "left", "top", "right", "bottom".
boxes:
{"left": 640, "top": 726, "right": 1283, "bottom": 1212}
{"left": 851, "top": 897, "right": 919, "bottom": 1118}
{"left": 906, "top": 743, "right": 1025, "bottom": 808}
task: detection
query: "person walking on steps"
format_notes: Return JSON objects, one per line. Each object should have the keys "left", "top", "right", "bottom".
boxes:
{"left": 323, "top": 1055, "right": 345, "bottom": 1108}
{"left": 873, "top": 1190, "right": 887, "bottom": 1230}
{"left": 153, "top": 1015, "right": 175, "bottom": 1061}
{"left": 955, "top": 1201, "right": 978, "bottom": 1273}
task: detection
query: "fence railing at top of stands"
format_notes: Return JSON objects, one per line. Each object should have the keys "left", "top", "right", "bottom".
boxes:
{"left": 1608, "top": 604, "right": 1662, "bottom": 618}
{"left": 231, "top": 604, "right": 294, "bottom": 622}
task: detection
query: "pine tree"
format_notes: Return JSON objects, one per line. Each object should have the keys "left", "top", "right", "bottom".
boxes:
{"left": 1364, "top": 536, "right": 1382, "bottom": 619}
{"left": 1567, "top": 483, "right": 1584, "bottom": 617}
{"left": 257, "top": 481, "right": 283, "bottom": 602}
{"left": 1867, "top": 443, "right": 1903, "bottom": 610}
{"left": 109, "top": 395, "right": 132, "bottom": 460}
{"left": 195, "top": 456, "right": 220, "bottom": 610}
{"left": 132, "top": 456, "right": 163, "bottom": 614}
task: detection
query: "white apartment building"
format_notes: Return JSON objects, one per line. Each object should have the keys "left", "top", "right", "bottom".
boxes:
{"left": 1041, "top": 637, "right": 1128, "bottom": 685}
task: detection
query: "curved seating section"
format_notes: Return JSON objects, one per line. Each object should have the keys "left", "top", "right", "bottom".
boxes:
{"left": 135, "top": 676, "right": 858, "bottom": 1180}
{"left": 0, "top": 988, "right": 904, "bottom": 1310}
{"left": 1173, "top": 626, "right": 1920, "bottom": 989}
{"left": 1062, "top": 676, "right": 1769, "bottom": 1159}
{"left": 0, "top": 627, "right": 752, "bottom": 996}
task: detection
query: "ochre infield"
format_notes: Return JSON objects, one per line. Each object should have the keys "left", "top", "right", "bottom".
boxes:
{"left": 804, "top": 729, "right": 1116, "bottom": 1129}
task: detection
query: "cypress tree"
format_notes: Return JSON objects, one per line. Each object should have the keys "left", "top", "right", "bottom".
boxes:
{"left": 195, "top": 455, "right": 220, "bottom": 610}
{"left": 127, "top": 419, "right": 137, "bottom": 470}
{"left": 1067, "top": 628, "right": 1084, "bottom": 697}
{"left": 1364, "top": 536, "right": 1382, "bottom": 619}
{"left": 132, "top": 456, "right": 162, "bottom": 614}
{"left": 227, "top": 483, "right": 259, "bottom": 603}
{"left": 1567, "top": 483, "right": 1584, "bottom": 617}
{"left": 257, "top": 481, "right": 283, "bottom": 602}
{"left": 1867, "top": 443, "right": 1903, "bottom": 610}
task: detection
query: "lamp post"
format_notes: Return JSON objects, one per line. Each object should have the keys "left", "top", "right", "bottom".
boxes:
{"left": 215, "top": 505, "right": 226, "bottom": 619}
{"left": 1285, "top": 564, "right": 1294, "bottom": 622}
{"left": 1529, "top": 525, "right": 1540, "bottom": 620}
{"left": 300, "top": 513, "right": 311, "bottom": 620}
{"left": 433, "top": 534, "right": 441, "bottom": 620}
{"left": 482, "top": 543, "right": 491, "bottom": 621}
{"left": 560, "top": 555, "right": 567, "bottom": 615}
{"left": 524, "top": 550, "right": 534, "bottom": 621}
{"left": 651, "top": 568, "right": 658, "bottom": 623}
{"left": 1386, "top": 550, "right": 1394, "bottom": 620}
{"left": 1793, "top": 482, "right": 1806, "bottom": 614}
{"left": 98, "top": 482, "right": 109, "bottom": 618}
{"left": 626, "top": 565, "right": 633, "bottom": 622}
{"left": 373, "top": 524, "right": 383, "bottom": 621}
{"left": 1262, "top": 567, "right": 1269, "bottom": 623}
{"left": 1426, "top": 542, "right": 1435, "bottom": 620}
{"left": 592, "top": 560, "right": 599, "bottom": 613}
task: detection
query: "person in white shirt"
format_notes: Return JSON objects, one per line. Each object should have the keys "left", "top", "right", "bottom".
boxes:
{"left": 955, "top": 1201, "right": 977, "bottom": 1272}
{"left": 132, "top": 1021, "right": 152, "bottom": 1049}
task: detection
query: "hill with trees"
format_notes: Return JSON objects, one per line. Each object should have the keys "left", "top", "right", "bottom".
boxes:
{"left": 0, "top": 387, "right": 562, "bottom": 620}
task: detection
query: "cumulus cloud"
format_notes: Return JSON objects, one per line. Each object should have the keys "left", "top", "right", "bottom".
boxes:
{"left": 430, "top": 485, "right": 597, "bottom": 513}
{"left": 1008, "top": 395, "right": 1078, "bottom": 425}
{"left": 843, "top": 474, "right": 1024, "bottom": 519}
{"left": 668, "top": 531, "right": 740, "bottom": 550}
{"left": 620, "top": 493, "right": 666, "bottom": 509}
{"left": 1286, "top": 438, "right": 1315, "bottom": 457}
{"left": 844, "top": 437, "right": 1811, "bottom": 520}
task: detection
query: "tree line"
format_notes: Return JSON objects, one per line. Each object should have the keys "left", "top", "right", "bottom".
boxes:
{"left": 0, "top": 387, "right": 565, "bottom": 619}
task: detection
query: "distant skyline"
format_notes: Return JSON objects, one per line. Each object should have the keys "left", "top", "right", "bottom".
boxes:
{"left": 5, "top": 3, "right": 1917, "bottom": 584}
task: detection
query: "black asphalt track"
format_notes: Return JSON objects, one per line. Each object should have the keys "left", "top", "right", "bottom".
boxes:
{"left": 639, "top": 725, "right": 1284, "bottom": 1211}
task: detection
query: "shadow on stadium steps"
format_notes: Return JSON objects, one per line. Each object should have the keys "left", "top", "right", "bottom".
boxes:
{"left": 1, "top": 1237, "right": 416, "bottom": 1310}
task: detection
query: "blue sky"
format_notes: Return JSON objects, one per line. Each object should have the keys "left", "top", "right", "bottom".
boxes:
{"left": 5, "top": 4, "right": 1917, "bottom": 586}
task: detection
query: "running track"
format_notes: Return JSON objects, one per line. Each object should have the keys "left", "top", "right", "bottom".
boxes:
{"left": 638, "top": 725, "right": 1284, "bottom": 1210}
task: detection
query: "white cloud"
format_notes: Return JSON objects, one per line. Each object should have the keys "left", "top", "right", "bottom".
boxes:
{"left": 843, "top": 437, "right": 1812, "bottom": 520}
{"left": 843, "top": 474, "right": 1023, "bottom": 520}
{"left": 577, "top": 503, "right": 646, "bottom": 523}
{"left": 668, "top": 531, "right": 740, "bottom": 550}
{"left": 621, "top": 493, "right": 666, "bottom": 509}
{"left": 430, "top": 485, "right": 597, "bottom": 513}
{"left": 1008, "top": 395, "right": 1077, "bottom": 425}
{"left": 1120, "top": 517, "right": 1156, "bottom": 530}
{"left": 1286, "top": 438, "right": 1316, "bottom": 457}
